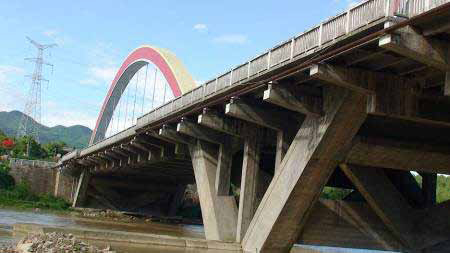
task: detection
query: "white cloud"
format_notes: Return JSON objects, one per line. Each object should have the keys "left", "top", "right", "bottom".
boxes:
{"left": 0, "top": 65, "right": 26, "bottom": 112}
{"left": 88, "top": 42, "right": 120, "bottom": 66}
{"left": 43, "top": 29, "right": 57, "bottom": 37}
{"left": 213, "top": 34, "right": 249, "bottom": 45}
{"left": 0, "top": 65, "right": 24, "bottom": 83}
{"left": 193, "top": 23, "right": 208, "bottom": 32}
{"left": 42, "top": 29, "right": 71, "bottom": 46}
{"left": 90, "top": 66, "right": 118, "bottom": 83}
{"left": 80, "top": 42, "right": 120, "bottom": 86}
{"left": 45, "top": 109, "right": 98, "bottom": 129}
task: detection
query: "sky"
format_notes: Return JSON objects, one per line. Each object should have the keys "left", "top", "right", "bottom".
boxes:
{"left": 0, "top": 0, "right": 360, "bottom": 130}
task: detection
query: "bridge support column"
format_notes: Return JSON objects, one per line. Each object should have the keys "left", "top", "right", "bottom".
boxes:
{"left": 189, "top": 140, "right": 238, "bottom": 241}
{"left": 242, "top": 87, "right": 367, "bottom": 252}
{"left": 54, "top": 169, "right": 61, "bottom": 197}
{"left": 72, "top": 169, "right": 91, "bottom": 208}
{"left": 237, "top": 130, "right": 261, "bottom": 242}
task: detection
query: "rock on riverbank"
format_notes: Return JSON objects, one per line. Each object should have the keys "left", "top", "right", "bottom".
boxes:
{"left": 2, "top": 232, "right": 115, "bottom": 253}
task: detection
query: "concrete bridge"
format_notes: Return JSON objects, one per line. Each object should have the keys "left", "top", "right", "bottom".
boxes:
{"left": 58, "top": 0, "right": 450, "bottom": 252}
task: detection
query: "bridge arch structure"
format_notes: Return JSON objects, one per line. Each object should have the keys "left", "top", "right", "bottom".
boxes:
{"left": 59, "top": 1, "right": 450, "bottom": 252}
{"left": 90, "top": 46, "right": 196, "bottom": 144}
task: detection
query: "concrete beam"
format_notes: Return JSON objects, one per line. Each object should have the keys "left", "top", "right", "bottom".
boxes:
{"left": 76, "top": 159, "right": 95, "bottom": 166}
{"left": 72, "top": 169, "right": 91, "bottom": 208}
{"left": 339, "top": 164, "right": 418, "bottom": 250}
{"left": 422, "top": 22, "right": 450, "bottom": 36}
{"left": 104, "top": 150, "right": 122, "bottom": 160}
{"left": 225, "top": 98, "right": 297, "bottom": 131}
{"left": 90, "top": 177, "right": 177, "bottom": 192}
{"left": 111, "top": 146, "right": 129, "bottom": 157}
{"left": 274, "top": 131, "right": 288, "bottom": 175}
{"left": 346, "top": 137, "right": 450, "bottom": 174}
{"left": 174, "top": 143, "right": 189, "bottom": 156}
{"left": 416, "top": 200, "right": 450, "bottom": 248}
{"left": 309, "top": 64, "right": 372, "bottom": 94}
{"left": 385, "top": 170, "right": 425, "bottom": 208}
{"left": 263, "top": 82, "right": 322, "bottom": 116}
{"left": 137, "top": 133, "right": 172, "bottom": 149}
{"left": 242, "top": 87, "right": 368, "bottom": 252}
{"left": 237, "top": 130, "right": 261, "bottom": 242}
{"left": 445, "top": 72, "right": 450, "bottom": 96}
{"left": 197, "top": 108, "right": 244, "bottom": 137}
{"left": 189, "top": 140, "right": 238, "bottom": 241}
{"left": 379, "top": 26, "right": 449, "bottom": 71}
{"left": 97, "top": 153, "right": 114, "bottom": 162}
{"left": 215, "top": 138, "right": 232, "bottom": 196}
{"left": 159, "top": 125, "right": 195, "bottom": 145}
{"left": 421, "top": 173, "right": 437, "bottom": 207}
{"left": 177, "top": 117, "right": 225, "bottom": 144}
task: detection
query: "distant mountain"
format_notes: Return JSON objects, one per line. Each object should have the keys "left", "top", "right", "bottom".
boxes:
{"left": 0, "top": 111, "right": 92, "bottom": 148}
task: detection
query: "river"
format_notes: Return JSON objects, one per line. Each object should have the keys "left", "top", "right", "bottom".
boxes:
{"left": 0, "top": 208, "right": 228, "bottom": 252}
{"left": 0, "top": 209, "right": 401, "bottom": 253}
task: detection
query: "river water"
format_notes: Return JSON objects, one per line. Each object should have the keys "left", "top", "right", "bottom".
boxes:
{"left": 0, "top": 209, "right": 228, "bottom": 252}
{"left": 0, "top": 209, "right": 401, "bottom": 253}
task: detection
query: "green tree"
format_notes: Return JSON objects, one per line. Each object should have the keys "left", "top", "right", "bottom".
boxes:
{"left": 11, "top": 136, "right": 47, "bottom": 159}
{"left": 0, "top": 161, "right": 14, "bottom": 189}
{"left": 43, "top": 141, "right": 68, "bottom": 158}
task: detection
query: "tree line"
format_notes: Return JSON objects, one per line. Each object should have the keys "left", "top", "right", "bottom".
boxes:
{"left": 0, "top": 130, "right": 69, "bottom": 161}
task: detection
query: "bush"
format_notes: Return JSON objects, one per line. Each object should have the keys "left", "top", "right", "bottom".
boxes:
{"left": 0, "top": 180, "right": 70, "bottom": 211}
{"left": 0, "top": 162, "right": 14, "bottom": 190}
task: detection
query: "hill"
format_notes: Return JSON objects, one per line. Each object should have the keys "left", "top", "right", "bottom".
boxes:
{"left": 0, "top": 111, "right": 92, "bottom": 148}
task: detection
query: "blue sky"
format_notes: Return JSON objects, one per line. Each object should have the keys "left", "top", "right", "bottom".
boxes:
{"left": 0, "top": 0, "right": 359, "bottom": 129}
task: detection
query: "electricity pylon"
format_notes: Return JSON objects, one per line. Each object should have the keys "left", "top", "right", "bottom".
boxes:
{"left": 17, "top": 37, "right": 56, "bottom": 156}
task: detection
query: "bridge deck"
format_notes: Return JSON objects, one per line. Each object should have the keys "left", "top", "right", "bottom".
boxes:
{"left": 58, "top": 1, "right": 450, "bottom": 252}
{"left": 62, "top": 0, "right": 450, "bottom": 161}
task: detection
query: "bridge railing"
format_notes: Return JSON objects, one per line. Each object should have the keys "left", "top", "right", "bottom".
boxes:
{"left": 135, "top": 0, "right": 394, "bottom": 129}
{"left": 394, "top": 0, "right": 449, "bottom": 17}
{"left": 9, "top": 158, "right": 57, "bottom": 168}
{"left": 87, "top": 0, "right": 448, "bottom": 151}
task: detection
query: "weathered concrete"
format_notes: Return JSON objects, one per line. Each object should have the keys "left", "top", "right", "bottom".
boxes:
{"left": 189, "top": 140, "right": 238, "bottom": 242}
{"left": 72, "top": 169, "right": 91, "bottom": 208}
{"left": 57, "top": 2, "right": 450, "bottom": 252}
{"left": 242, "top": 87, "right": 368, "bottom": 252}
{"left": 236, "top": 130, "right": 260, "bottom": 242}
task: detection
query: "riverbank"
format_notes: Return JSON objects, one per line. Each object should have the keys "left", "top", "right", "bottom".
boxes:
{"left": 13, "top": 223, "right": 241, "bottom": 252}
{"left": 2, "top": 232, "right": 116, "bottom": 253}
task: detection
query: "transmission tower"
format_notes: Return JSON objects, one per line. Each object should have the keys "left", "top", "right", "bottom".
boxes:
{"left": 17, "top": 37, "right": 56, "bottom": 152}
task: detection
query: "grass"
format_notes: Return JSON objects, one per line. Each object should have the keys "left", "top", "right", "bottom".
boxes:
{"left": 0, "top": 182, "right": 71, "bottom": 211}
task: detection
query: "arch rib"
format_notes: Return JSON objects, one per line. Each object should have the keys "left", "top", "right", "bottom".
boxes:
{"left": 90, "top": 46, "right": 196, "bottom": 145}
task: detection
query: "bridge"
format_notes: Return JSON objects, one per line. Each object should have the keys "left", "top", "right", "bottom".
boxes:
{"left": 58, "top": 0, "right": 450, "bottom": 252}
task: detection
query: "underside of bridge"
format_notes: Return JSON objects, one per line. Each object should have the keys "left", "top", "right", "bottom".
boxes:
{"left": 59, "top": 3, "right": 450, "bottom": 253}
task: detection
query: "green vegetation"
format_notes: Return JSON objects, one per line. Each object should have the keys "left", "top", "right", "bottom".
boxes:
{"left": 0, "top": 110, "right": 92, "bottom": 149}
{"left": 1, "top": 130, "right": 70, "bottom": 160}
{"left": 0, "top": 161, "right": 14, "bottom": 190}
{"left": 320, "top": 175, "right": 450, "bottom": 203}
{"left": 0, "top": 161, "right": 70, "bottom": 210}
{"left": 321, "top": 186, "right": 353, "bottom": 200}
{"left": 415, "top": 174, "right": 450, "bottom": 203}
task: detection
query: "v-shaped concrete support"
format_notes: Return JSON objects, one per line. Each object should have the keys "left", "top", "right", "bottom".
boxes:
{"left": 189, "top": 140, "right": 238, "bottom": 241}
{"left": 242, "top": 87, "right": 368, "bottom": 252}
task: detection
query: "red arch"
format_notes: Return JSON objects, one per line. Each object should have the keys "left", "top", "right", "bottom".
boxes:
{"left": 91, "top": 47, "right": 183, "bottom": 144}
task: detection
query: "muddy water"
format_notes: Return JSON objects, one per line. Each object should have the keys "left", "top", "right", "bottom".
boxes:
{"left": 0, "top": 209, "right": 230, "bottom": 252}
